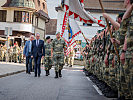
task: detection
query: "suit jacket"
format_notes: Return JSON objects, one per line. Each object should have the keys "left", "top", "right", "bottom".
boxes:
{"left": 31, "top": 40, "right": 45, "bottom": 57}
{"left": 23, "top": 40, "right": 32, "bottom": 57}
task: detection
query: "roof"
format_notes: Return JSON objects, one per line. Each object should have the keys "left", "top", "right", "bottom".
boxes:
{"left": 46, "top": 19, "right": 57, "bottom": 35}
{"left": 2, "top": 0, "right": 35, "bottom": 9}
{"left": 37, "top": 10, "right": 50, "bottom": 20}
{"left": 84, "top": 0, "right": 125, "bottom": 11}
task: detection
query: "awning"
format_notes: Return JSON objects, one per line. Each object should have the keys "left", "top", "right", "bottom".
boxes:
{"left": 0, "top": 37, "right": 7, "bottom": 41}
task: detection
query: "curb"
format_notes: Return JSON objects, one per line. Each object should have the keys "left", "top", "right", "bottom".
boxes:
{"left": 0, "top": 70, "right": 25, "bottom": 78}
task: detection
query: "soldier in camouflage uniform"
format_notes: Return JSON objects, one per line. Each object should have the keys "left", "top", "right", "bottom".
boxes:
{"left": 19, "top": 46, "right": 23, "bottom": 63}
{"left": 118, "top": 3, "right": 133, "bottom": 99}
{"left": 0, "top": 44, "right": 3, "bottom": 61}
{"left": 9, "top": 46, "right": 13, "bottom": 62}
{"left": 13, "top": 42, "right": 20, "bottom": 63}
{"left": 51, "top": 32, "right": 66, "bottom": 78}
{"left": 44, "top": 36, "right": 52, "bottom": 76}
{"left": 68, "top": 46, "right": 75, "bottom": 67}
{"left": 3, "top": 44, "right": 7, "bottom": 61}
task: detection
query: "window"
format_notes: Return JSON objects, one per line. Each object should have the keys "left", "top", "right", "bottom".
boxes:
{"left": 0, "top": 10, "right": 7, "bottom": 22}
{"left": 43, "top": 3, "right": 45, "bottom": 9}
{"left": 14, "top": 11, "right": 32, "bottom": 23}
{"left": 38, "top": 0, "right": 40, "bottom": 6}
{"left": 35, "top": 17, "right": 38, "bottom": 27}
{"left": 14, "top": 11, "right": 22, "bottom": 22}
{"left": 83, "top": 23, "right": 92, "bottom": 26}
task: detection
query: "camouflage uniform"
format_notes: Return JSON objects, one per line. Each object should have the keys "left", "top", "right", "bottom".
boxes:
{"left": 118, "top": 13, "right": 133, "bottom": 99}
{"left": 9, "top": 46, "right": 13, "bottom": 62}
{"left": 13, "top": 45, "right": 20, "bottom": 63}
{"left": 3, "top": 45, "right": 7, "bottom": 61}
{"left": 44, "top": 42, "right": 52, "bottom": 71}
{"left": 18, "top": 46, "right": 23, "bottom": 63}
{"left": 51, "top": 38, "right": 66, "bottom": 72}
{"left": 68, "top": 47, "right": 75, "bottom": 67}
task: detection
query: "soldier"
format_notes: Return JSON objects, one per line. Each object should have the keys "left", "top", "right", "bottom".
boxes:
{"left": 51, "top": 32, "right": 66, "bottom": 78}
{"left": 9, "top": 46, "right": 13, "bottom": 62}
{"left": 0, "top": 44, "right": 3, "bottom": 61}
{"left": 3, "top": 44, "right": 7, "bottom": 61}
{"left": 19, "top": 46, "right": 23, "bottom": 63}
{"left": 44, "top": 36, "right": 52, "bottom": 76}
{"left": 13, "top": 42, "right": 20, "bottom": 63}
{"left": 68, "top": 46, "right": 75, "bottom": 67}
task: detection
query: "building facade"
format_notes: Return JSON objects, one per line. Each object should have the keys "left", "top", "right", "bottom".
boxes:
{"left": 0, "top": 0, "right": 49, "bottom": 46}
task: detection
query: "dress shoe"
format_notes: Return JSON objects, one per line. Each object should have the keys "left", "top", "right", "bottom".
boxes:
{"left": 34, "top": 75, "right": 37, "bottom": 77}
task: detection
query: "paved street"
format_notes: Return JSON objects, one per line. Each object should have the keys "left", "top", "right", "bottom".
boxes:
{"left": 0, "top": 65, "right": 109, "bottom": 100}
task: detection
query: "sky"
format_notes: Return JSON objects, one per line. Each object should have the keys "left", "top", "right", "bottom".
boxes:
{"left": 47, "top": 0, "right": 58, "bottom": 19}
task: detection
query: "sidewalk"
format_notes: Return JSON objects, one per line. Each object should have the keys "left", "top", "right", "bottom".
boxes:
{"left": 0, "top": 62, "right": 25, "bottom": 78}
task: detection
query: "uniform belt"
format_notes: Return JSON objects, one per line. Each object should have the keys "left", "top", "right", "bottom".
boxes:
{"left": 54, "top": 52, "right": 63, "bottom": 54}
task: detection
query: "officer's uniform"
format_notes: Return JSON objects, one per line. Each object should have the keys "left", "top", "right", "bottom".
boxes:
{"left": 51, "top": 37, "right": 66, "bottom": 78}
{"left": 44, "top": 42, "right": 52, "bottom": 75}
{"left": 13, "top": 45, "right": 20, "bottom": 63}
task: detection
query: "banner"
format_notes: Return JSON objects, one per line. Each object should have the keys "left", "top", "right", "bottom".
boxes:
{"left": 64, "top": 0, "right": 105, "bottom": 27}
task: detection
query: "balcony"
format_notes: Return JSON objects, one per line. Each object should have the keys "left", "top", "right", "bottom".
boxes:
{"left": 0, "top": 22, "right": 35, "bottom": 33}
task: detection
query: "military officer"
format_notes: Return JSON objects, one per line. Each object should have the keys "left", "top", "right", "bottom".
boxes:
{"left": 51, "top": 32, "right": 66, "bottom": 78}
{"left": 44, "top": 36, "right": 52, "bottom": 76}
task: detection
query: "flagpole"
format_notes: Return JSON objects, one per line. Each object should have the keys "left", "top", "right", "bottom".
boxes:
{"left": 98, "top": 0, "right": 120, "bottom": 61}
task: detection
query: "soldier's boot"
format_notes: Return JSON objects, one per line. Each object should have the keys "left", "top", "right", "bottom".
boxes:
{"left": 54, "top": 71, "right": 58, "bottom": 78}
{"left": 117, "top": 96, "right": 125, "bottom": 100}
{"left": 59, "top": 70, "right": 62, "bottom": 77}
{"left": 45, "top": 70, "right": 49, "bottom": 76}
{"left": 48, "top": 70, "right": 50, "bottom": 75}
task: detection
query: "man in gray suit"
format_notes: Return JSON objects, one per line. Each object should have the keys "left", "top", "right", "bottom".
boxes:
{"left": 23, "top": 35, "right": 34, "bottom": 74}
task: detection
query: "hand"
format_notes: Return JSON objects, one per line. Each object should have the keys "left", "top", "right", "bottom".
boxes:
{"left": 105, "top": 54, "right": 108, "bottom": 66}
{"left": 112, "top": 57, "right": 115, "bottom": 68}
{"left": 51, "top": 54, "right": 53, "bottom": 60}
{"left": 23, "top": 55, "right": 26, "bottom": 58}
{"left": 103, "top": 13, "right": 109, "bottom": 19}
{"left": 120, "top": 52, "right": 125, "bottom": 65}
{"left": 42, "top": 56, "right": 44, "bottom": 59}
{"left": 31, "top": 56, "right": 33, "bottom": 58}
{"left": 111, "top": 38, "right": 115, "bottom": 43}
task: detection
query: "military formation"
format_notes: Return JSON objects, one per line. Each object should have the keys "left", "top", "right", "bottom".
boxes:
{"left": 0, "top": 42, "right": 24, "bottom": 63}
{"left": 83, "top": 1, "right": 133, "bottom": 100}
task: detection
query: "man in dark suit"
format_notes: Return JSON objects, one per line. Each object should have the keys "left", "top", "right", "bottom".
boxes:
{"left": 31, "top": 33, "right": 45, "bottom": 77}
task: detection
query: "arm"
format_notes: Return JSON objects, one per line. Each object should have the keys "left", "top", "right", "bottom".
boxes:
{"left": 31, "top": 41, "right": 34, "bottom": 57}
{"left": 103, "top": 13, "right": 120, "bottom": 30}
{"left": 51, "top": 48, "right": 53, "bottom": 58}
{"left": 122, "top": 4, "right": 133, "bottom": 21}
{"left": 23, "top": 41, "right": 27, "bottom": 56}
{"left": 42, "top": 41, "right": 45, "bottom": 57}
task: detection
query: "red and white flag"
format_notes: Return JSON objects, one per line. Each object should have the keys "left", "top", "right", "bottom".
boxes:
{"left": 64, "top": 0, "right": 105, "bottom": 27}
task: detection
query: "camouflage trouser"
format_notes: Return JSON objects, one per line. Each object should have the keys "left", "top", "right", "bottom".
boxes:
{"left": 19, "top": 53, "right": 23, "bottom": 63}
{"left": 64, "top": 56, "right": 68, "bottom": 65}
{"left": 103, "top": 63, "right": 110, "bottom": 85}
{"left": 121, "top": 58, "right": 133, "bottom": 99}
{"left": 53, "top": 54, "right": 64, "bottom": 72}
{"left": 44, "top": 57, "right": 52, "bottom": 71}
{"left": 109, "top": 61, "right": 117, "bottom": 91}
{"left": 9, "top": 53, "right": 13, "bottom": 62}
{"left": 1, "top": 51, "right": 4, "bottom": 61}
{"left": 68, "top": 56, "right": 74, "bottom": 66}
{"left": 13, "top": 53, "right": 18, "bottom": 62}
